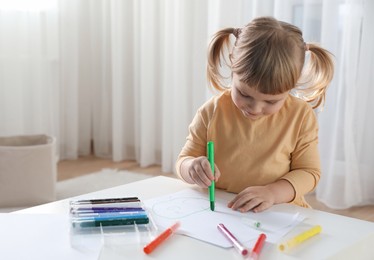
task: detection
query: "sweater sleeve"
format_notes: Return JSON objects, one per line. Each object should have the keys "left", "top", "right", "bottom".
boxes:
{"left": 281, "top": 108, "right": 321, "bottom": 201}
{"left": 175, "top": 100, "right": 215, "bottom": 180}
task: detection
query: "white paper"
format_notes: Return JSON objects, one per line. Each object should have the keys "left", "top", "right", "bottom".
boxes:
{"left": 144, "top": 189, "right": 304, "bottom": 248}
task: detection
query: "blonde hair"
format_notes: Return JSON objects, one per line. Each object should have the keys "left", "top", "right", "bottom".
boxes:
{"left": 207, "top": 16, "right": 334, "bottom": 109}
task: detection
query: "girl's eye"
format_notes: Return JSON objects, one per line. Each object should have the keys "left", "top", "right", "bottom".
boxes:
{"left": 239, "top": 90, "right": 250, "bottom": 98}
{"left": 266, "top": 100, "right": 278, "bottom": 105}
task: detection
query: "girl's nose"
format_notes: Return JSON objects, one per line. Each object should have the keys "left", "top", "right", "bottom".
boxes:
{"left": 248, "top": 100, "right": 262, "bottom": 113}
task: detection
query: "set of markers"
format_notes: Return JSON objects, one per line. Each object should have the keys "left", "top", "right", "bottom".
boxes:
{"left": 69, "top": 197, "right": 150, "bottom": 231}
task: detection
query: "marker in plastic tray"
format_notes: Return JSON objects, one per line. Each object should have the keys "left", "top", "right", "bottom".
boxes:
{"left": 70, "top": 197, "right": 140, "bottom": 205}
{"left": 72, "top": 217, "right": 150, "bottom": 228}
{"left": 71, "top": 207, "right": 145, "bottom": 214}
{"left": 73, "top": 211, "right": 148, "bottom": 219}
{"left": 71, "top": 201, "right": 143, "bottom": 210}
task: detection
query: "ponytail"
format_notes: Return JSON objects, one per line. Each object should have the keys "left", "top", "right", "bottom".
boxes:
{"left": 206, "top": 18, "right": 335, "bottom": 111}
{"left": 295, "top": 43, "right": 334, "bottom": 110}
{"left": 206, "top": 28, "right": 236, "bottom": 92}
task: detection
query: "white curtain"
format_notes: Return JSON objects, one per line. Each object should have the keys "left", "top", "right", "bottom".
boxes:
{"left": 317, "top": 0, "right": 374, "bottom": 208}
{"left": 0, "top": 0, "right": 209, "bottom": 173}
{"left": 1, "top": 0, "right": 373, "bottom": 208}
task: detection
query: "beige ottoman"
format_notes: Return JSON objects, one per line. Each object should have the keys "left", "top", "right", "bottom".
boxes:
{"left": 0, "top": 134, "right": 57, "bottom": 208}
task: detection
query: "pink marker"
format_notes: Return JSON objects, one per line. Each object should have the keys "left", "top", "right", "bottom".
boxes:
{"left": 217, "top": 223, "right": 249, "bottom": 256}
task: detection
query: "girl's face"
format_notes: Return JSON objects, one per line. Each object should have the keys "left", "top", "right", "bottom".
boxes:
{"left": 231, "top": 74, "right": 289, "bottom": 120}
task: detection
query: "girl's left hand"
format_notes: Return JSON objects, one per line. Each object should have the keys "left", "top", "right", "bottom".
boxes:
{"left": 227, "top": 186, "right": 275, "bottom": 213}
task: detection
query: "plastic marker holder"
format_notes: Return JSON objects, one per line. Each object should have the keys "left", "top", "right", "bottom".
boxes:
{"left": 207, "top": 141, "right": 215, "bottom": 211}
{"left": 217, "top": 223, "right": 248, "bottom": 256}
{"left": 143, "top": 222, "right": 180, "bottom": 254}
{"left": 69, "top": 196, "right": 150, "bottom": 231}
{"left": 278, "top": 225, "right": 322, "bottom": 252}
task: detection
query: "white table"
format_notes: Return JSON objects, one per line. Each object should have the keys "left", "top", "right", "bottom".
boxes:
{"left": 12, "top": 176, "right": 374, "bottom": 259}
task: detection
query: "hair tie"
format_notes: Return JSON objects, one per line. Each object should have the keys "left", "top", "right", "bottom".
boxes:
{"left": 233, "top": 28, "right": 242, "bottom": 38}
{"left": 304, "top": 42, "right": 309, "bottom": 51}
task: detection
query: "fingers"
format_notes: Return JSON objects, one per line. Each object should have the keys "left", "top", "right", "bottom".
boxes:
{"left": 188, "top": 157, "right": 218, "bottom": 188}
{"left": 229, "top": 196, "right": 262, "bottom": 212}
{"left": 213, "top": 163, "right": 221, "bottom": 181}
{"left": 228, "top": 187, "right": 274, "bottom": 213}
{"left": 190, "top": 163, "right": 211, "bottom": 188}
{"left": 237, "top": 198, "right": 269, "bottom": 213}
{"left": 252, "top": 202, "right": 271, "bottom": 213}
{"left": 227, "top": 190, "right": 250, "bottom": 209}
{"left": 200, "top": 159, "right": 214, "bottom": 181}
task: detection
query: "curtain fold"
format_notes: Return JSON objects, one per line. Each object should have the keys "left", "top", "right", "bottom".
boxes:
{"left": 0, "top": 0, "right": 373, "bottom": 208}
{"left": 110, "top": 0, "right": 136, "bottom": 162}
{"left": 317, "top": 0, "right": 374, "bottom": 208}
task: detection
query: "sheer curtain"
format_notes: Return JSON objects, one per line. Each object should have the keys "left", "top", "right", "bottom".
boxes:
{"left": 0, "top": 1, "right": 59, "bottom": 143}
{"left": 0, "top": 0, "right": 210, "bottom": 173}
{"left": 0, "top": 0, "right": 373, "bottom": 208}
{"left": 316, "top": 0, "right": 374, "bottom": 208}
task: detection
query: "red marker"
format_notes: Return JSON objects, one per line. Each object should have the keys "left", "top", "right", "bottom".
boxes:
{"left": 250, "top": 233, "right": 267, "bottom": 260}
{"left": 143, "top": 222, "right": 180, "bottom": 254}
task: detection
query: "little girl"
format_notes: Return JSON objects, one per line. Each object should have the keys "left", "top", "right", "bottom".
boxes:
{"left": 176, "top": 17, "right": 334, "bottom": 213}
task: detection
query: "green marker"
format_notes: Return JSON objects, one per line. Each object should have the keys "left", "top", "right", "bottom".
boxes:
{"left": 207, "top": 141, "right": 215, "bottom": 211}
{"left": 73, "top": 216, "right": 149, "bottom": 228}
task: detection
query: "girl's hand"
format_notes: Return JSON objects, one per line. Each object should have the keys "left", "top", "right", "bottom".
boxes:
{"left": 181, "top": 156, "right": 221, "bottom": 188}
{"left": 227, "top": 186, "right": 275, "bottom": 213}
{"left": 228, "top": 180, "right": 295, "bottom": 213}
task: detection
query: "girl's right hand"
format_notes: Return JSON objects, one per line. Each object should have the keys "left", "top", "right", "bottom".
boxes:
{"left": 181, "top": 156, "right": 221, "bottom": 188}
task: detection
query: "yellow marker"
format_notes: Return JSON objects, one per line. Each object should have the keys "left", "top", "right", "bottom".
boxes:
{"left": 278, "top": 225, "right": 322, "bottom": 252}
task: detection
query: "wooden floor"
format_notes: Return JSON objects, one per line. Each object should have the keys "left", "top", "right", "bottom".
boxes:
{"left": 58, "top": 155, "right": 374, "bottom": 222}
{"left": 58, "top": 155, "right": 165, "bottom": 181}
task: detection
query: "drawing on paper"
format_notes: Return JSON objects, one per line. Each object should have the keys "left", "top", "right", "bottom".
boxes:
{"left": 151, "top": 197, "right": 209, "bottom": 219}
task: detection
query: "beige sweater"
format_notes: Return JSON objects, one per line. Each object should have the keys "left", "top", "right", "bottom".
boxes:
{"left": 176, "top": 89, "right": 320, "bottom": 208}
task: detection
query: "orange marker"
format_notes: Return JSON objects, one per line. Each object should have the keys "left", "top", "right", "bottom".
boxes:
{"left": 143, "top": 222, "right": 180, "bottom": 254}
{"left": 250, "top": 233, "right": 266, "bottom": 260}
